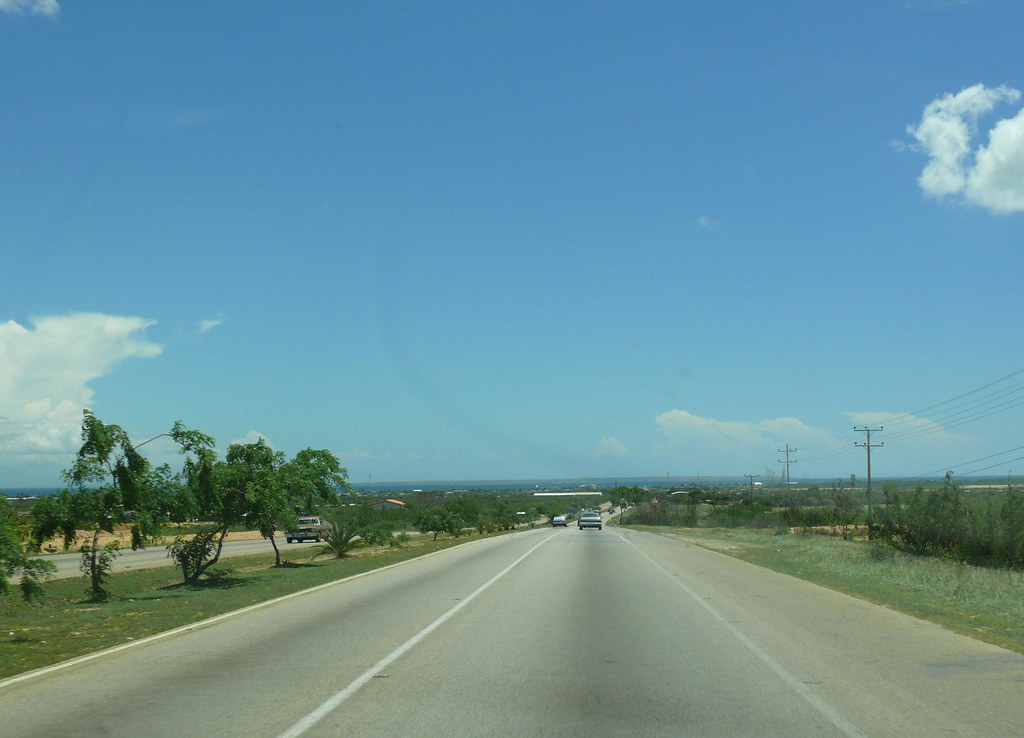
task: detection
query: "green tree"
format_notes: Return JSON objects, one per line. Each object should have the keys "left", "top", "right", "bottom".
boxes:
{"left": 168, "top": 438, "right": 282, "bottom": 582}
{"left": 1, "top": 497, "right": 55, "bottom": 601}
{"left": 167, "top": 435, "right": 347, "bottom": 581}
{"left": 282, "top": 448, "right": 349, "bottom": 515}
{"left": 416, "top": 506, "right": 464, "bottom": 540}
{"left": 830, "top": 490, "right": 857, "bottom": 540}
{"left": 416, "top": 507, "right": 445, "bottom": 540}
{"left": 611, "top": 485, "right": 650, "bottom": 509}
{"left": 444, "top": 495, "right": 482, "bottom": 531}
{"left": 164, "top": 422, "right": 222, "bottom": 585}
{"left": 30, "top": 410, "right": 161, "bottom": 600}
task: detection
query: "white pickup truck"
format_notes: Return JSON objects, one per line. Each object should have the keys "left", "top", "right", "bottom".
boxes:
{"left": 285, "top": 516, "right": 332, "bottom": 543}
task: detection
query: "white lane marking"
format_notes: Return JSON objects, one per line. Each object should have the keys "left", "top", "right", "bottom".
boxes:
{"left": 277, "top": 532, "right": 557, "bottom": 738}
{"left": 617, "top": 532, "right": 867, "bottom": 738}
{"left": 0, "top": 531, "right": 547, "bottom": 692}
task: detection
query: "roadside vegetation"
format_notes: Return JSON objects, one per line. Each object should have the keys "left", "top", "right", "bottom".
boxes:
{"left": 2, "top": 411, "right": 565, "bottom": 602}
{"left": 0, "top": 411, "right": 570, "bottom": 678}
{"left": 0, "top": 496, "right": 54, "bottom": 602}
{"left": 615, "top": 481, "right": 1024, "bottom": 654}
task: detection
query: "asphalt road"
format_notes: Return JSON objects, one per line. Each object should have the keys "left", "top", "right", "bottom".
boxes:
{"left": 3, "top": 526, "right": 1024, "bottom": 737}
{"left": 27, "top": 536, "right": 291, "bottom": 580}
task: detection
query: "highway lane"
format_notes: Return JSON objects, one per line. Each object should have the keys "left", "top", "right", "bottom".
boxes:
{"left": 3, "top": 527, "right": 1024, "bottom": 737}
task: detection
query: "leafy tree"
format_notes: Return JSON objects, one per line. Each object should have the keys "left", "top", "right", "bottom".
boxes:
{"left": 224, "top": 439, "right": 289, "bottom": 565}
{"left": 164, "top": 422, "right": 221, "bottom": 584}
{"left": 444, "top": 495, "right": 482, "bottom": 531}
{"left": 166, "top": 433, "right": 347, "bottom": 582}
{"left": 444, "top": 509, "right": 466, "bottom": 537}
{"left": 1, "top": 497, "right": 55, "bottom": 601}
{"left": 417, "top": 506, "right": 465, "bottom": 540}
{"left": 416, "top": 507, "right": 445, "bottom": 540}
{"left": 168, "top": 438, "right": 282, "bottom": 582}
{"left": 282, "top": 449, "right": 349, "bottom": 515}
{"left": 611, "top": 485, "right": 650, "bottom": 509}
{"left": 485, "top": 498, "right": 518, "bottom": 531}
{"left": 30, "top": 410, "right": 161, "bottom": 600}
{"left": 830, "top": 491, "right": 858, "bottom": 540}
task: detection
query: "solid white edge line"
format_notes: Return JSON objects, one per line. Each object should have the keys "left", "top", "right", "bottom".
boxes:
{"left": 277, "top": 532, "right": 557, "bottom": 738}
{"left": 615, "top": 530, "right": 867, "bottom": 738}
{"left": 0, "top": 530, "right": 546, "bottom": 692}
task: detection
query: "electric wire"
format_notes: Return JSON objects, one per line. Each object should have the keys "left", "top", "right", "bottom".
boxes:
{"left": 787, "top": 366, "right": 1024, "bottom": 476}
{"left": 911, "top": 444, "right": 1024, "bottom": 479}
{"left": 957, "top": 454, "right": 1024, "bottom": 478}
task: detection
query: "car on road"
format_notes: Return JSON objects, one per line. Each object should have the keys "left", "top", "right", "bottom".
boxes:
{"left": 551, "top": 514, "right": 567, "bottom": 527}
{"left": 286, "top": 516, "right": 332, "bottom": 543}
{"left": 578, "top": 512, "right": 602, "bottom": 530}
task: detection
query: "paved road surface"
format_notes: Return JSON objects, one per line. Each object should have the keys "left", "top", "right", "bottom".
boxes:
{"left": 27, "top": 536, "right": 306, "bottom": 580}
{"left": 3, "top": 527, "right": 1024, "bottom": 737}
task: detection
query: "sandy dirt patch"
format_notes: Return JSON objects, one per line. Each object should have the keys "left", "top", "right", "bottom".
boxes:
{"left": 37, "top": 526, "right": 267, "bottom": 553}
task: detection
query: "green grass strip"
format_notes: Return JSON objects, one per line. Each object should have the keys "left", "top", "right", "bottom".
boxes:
{"left": 628, "top": 526, "right": 1024, "bottom": 654}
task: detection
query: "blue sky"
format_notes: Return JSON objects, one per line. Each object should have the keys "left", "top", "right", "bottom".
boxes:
{"left": 3, "top": 1, "right": 1024, "bottom": 488}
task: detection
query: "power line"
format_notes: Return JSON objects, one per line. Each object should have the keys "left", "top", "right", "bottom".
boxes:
{"left": 954, "top": 454, "right": 1024, "bottom": 476}
{"left": 804, "top": 367, "right": 1024, "bottom": 469}
{"left": 872, "top": 371, "right": 1024, "bottom": 443}
{"left": 884, "top": 386, "right": 1024, "bottom": 443}
{"left": 903, "top": 366, "right": 1024, "bottom": 420}
{"left": 911, "top": 443, "right": 1024, "bottom": 478}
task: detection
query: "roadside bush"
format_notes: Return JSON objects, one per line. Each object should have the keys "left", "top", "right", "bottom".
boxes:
{"left": 79, "top": 540, "right": 120, "bottom": 600}
{"left": 623, "top": 499, "right": 698, "bottom": 527}
{"left": 315, "top": 506, "right": 393, "bottom": 559}
{"left": 875, "top": 482, "right": 1024, "bottom": 569}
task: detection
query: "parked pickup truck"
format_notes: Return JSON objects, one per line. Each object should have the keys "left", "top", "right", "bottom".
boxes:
{"left": 286, "top": 516, "right": 332, "bottom": 543}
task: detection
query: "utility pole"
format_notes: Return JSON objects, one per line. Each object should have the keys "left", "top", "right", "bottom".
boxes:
{"left": 777, "top": 444, "right": 798, "bottom": 487}
{"left": 854, "top": 427, "right": 883, "bottom": 541}
{"left": 744, "top": 474, "right": 759, "bottom": 508}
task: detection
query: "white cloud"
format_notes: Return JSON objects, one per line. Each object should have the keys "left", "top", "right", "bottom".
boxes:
{"left": 230, "top": 430, "right": 272, "bottom": 448}
{"left": 596, "top": 436, "right": 630, "bottom": 459}
{"left": 198, "top": 317, "right": 225, "bottom": 334}
{"left": 0, "top": 0, "right": 59, "bottom": 17}
{"left": 967, "top": 108, "right": 1024, "bottom": 213}
{"left": 908, "top": 83, "right": 1024, "bottom": 212}
{"left": 845, "top": 410, "right": 912, "bottom": 428}
{"left": 655, "top": 409, "right": 828, "bottom": 447}
{"left": 696, "top": 215, "right": 720, "bottom": 229}
{"left": 0, "top": 313, "right": 161, "bottom": 468}
{"left": 653, "top": 409, "right": 837, "bottom": 472}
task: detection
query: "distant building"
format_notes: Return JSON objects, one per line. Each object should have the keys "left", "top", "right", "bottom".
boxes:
{"left": 371, "top": 498, "right": 407, "bottom": 511}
